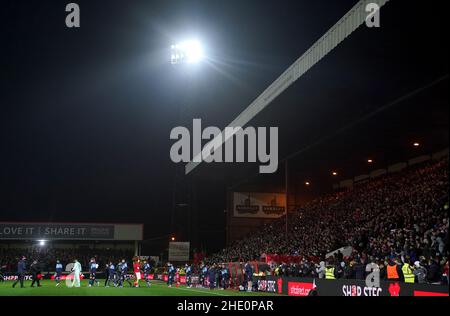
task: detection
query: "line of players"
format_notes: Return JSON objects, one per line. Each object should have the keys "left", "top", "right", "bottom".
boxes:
{"left": 54, "top": 257, "right": 153, "bottom": 288}
{"left": 15, "top": 257, "right": 236, "bottom": 290}
{"left": 172, "top": 263, "right": 233, "bottom": 290}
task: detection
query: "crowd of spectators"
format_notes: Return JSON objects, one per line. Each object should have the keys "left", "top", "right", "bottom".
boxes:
{"left": 208, "top": 159, "right": 449, "bottom": 284}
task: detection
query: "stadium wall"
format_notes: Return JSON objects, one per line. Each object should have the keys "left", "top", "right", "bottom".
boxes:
{"left": 0, "top": 241, "right": 135, "bottom": 250}
{"left": 255, "top": 277, "right": 449, "bottom": 297}
{"left": 0, "top": 222, "right": 143, "bottom": 241}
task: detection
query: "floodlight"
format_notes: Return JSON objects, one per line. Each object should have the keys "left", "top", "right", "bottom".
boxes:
{"left": 171, "top": 40, "right": 204, "bottom": 64}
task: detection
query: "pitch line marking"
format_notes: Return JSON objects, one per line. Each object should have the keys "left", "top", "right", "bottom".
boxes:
{"left": 171, "top": 286, "right": 231, "bottom": 296}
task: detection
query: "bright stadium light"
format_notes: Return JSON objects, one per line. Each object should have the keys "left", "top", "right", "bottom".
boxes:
{"left": 171, "top": 40, "right": 204, "bottom": 65}
{"left": 38, "top": 240, "right": 46, "bottom": 247}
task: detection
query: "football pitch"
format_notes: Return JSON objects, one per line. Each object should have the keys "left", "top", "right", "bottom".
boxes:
{"left": 0, "top": 280, "right": 280, "bottom": 296}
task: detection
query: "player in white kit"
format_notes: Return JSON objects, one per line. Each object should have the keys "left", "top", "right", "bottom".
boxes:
{"left": 71, "top": 259, "right": 82, "bottom": 288}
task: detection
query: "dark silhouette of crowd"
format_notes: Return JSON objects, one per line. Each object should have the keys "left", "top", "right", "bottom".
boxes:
{"left": 208, "top": 158, "right": 449, "bottom": 284}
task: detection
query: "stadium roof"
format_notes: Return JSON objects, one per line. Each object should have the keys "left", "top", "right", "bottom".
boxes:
{"left": 188, "top": 0, "right": 448, "bottom": 189}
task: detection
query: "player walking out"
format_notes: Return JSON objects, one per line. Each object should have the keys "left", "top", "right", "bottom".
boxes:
{"left": 88, "top": 258, "right": 99, "bottom": 287}
{"left": 202, "top": 264, "right": 209, "bottom": 288}
{"left": 12, "top": 256, "right": 26, "bottom": 288}
{"left": 198, "top": 263, "right": 205, "bottom": 287}
{"left": 133, "top": 258, "right": 141, "bottom": 288}
{"left": 167, "top": 262, "right": 175, "bottom": 287}
{"left": 118, "top": 259, "right": 133, "bottom": 287}
{"left": 55, "top": 260, "right": 63, "bottom": 287}
{"left": 104, "top": 263, "right": 110, "bottom": 287}
{"left": 71, "top": 259, "right": 82, "bottom": 288}
{"left": 244, "top": 262, "right": 253, "bottom": 292}
{"left": 105, "top": 262, "right": 117, "bottom": 287}
{"left": 143, "top": 260, "right": 152, "bottom": 287}
{"left": 208, "top": 265, "right": 216, "bottom": 290}
{"left": 221, "top": 265, "right": 230, "bottom": 290}
{"left": 30, "top": 260, "right": 42, "bottom": 287}
{"left": 175, "top": 268, "right": 181, "bottom": 287}
{"left": 185, "top": 264, "right": 192, "bottom": 288}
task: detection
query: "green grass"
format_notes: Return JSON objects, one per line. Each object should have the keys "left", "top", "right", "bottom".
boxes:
{"left": 0, "top": 280, "right": 280, "bottom": 296}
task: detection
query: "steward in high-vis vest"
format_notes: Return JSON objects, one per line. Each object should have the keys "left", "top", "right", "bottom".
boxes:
{"left": 325, "top": 259, "right": 337, "bottom": 280}
{"left": 325, "top": 266, "right": 336, "bottom": 279}
{"left": 386, "top": 258, "right": 403, "bottom": 281}
{"left": 402, "top": 261, "right": 415, "bottom": 283}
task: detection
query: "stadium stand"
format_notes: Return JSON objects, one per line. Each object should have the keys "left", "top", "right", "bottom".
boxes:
{"left": 207, "top": 158, "right": 449, "bottom": 284}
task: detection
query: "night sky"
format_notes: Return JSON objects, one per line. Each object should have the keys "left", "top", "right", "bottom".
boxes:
{"left": 1, "top": 1, "right": 448, "bottom": 253}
